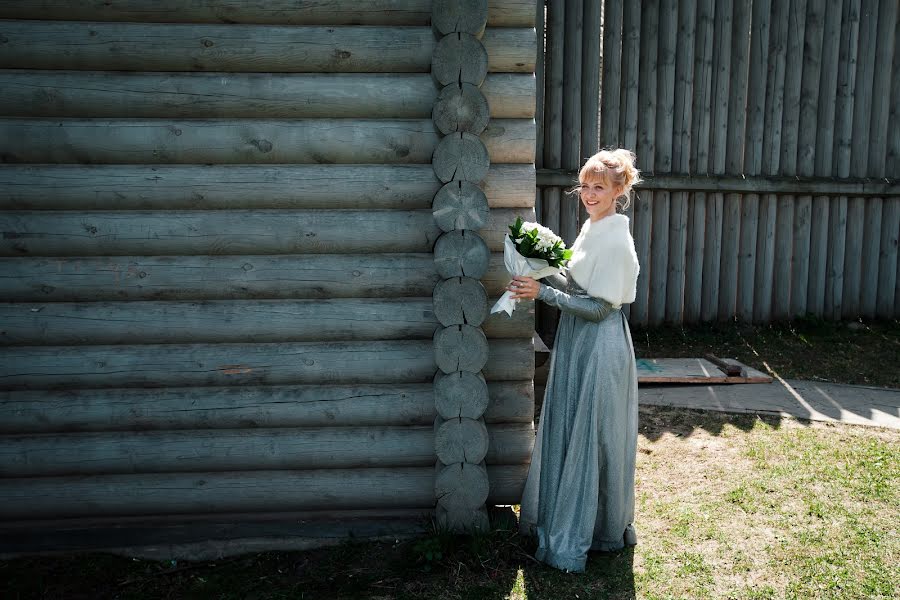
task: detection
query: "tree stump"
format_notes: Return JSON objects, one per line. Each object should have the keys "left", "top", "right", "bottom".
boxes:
{"left": 433, "top": 370, "right": 489, "bottom": 419}
{"left": 431, "top": 33, "right": 489, "bottom": 87}
{"left": 433, "top": 324, "right": 489, "bottom": 373}
{"left": 432, "top": 132, "right": 490, "bottom": 183}
{"left": 433, "top": 230, "right": 489, "bottom": 279}
{"left": 433, "top": 276, "right": 488, "bottom": 326}
{"left": 432, "top": 83, "right": 491, "bottom": 135}
{"left": 432, "top": 0, "right": 489, "bottom": 38}
{"left": 434, "top": 416, "right": 489, "bottom": 464}
{"left": 432, "top": 180, "right": 490, "bottom": 232}
{"left": 434, "top": 461, "right": 489, "bottom": 512}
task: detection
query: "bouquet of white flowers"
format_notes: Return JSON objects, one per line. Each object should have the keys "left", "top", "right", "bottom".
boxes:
{"left": 490, "top": 217, "right": 572, "bottom": 316}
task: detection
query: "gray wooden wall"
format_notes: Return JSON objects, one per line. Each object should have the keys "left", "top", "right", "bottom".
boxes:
{"left": 0, "top": 0, "right": 538, "bottom": 555}
{"left": 536, "top": 0, "right": 899, "bottom": 326}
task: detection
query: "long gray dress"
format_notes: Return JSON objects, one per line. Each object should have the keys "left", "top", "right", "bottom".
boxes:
{"left": 519, "top": 271, "right": 639, "bottom": 573}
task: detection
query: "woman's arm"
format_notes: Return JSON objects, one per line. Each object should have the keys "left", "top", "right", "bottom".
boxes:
{"left": 537, "top": 284, "right": 617, "bottom": 322}
{"left": 541, "top": 272, "right": 569, "bottom": 291}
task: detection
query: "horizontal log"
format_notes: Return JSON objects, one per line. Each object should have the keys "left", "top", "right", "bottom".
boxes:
{"left": 0, "top": 71, "right": 534, "bottom": 120}
{"left": 0, "top": 164, "right": 536, "bottom": 210}
{"left": 0, "top": 207, "right": 528, "bottom": 257}
{"left": 0, "top": 423, "right": 534, "bottom": 476}
{"left": 0, "top": 23, "right": 534, "bottom": 73}
{"left": 0, "top": 381, "right": 534, "bottom": 434}
{"left": 0, "top": 252, "right": 516, "bottom": 301}
{"left": 0, "top": 468, "right": 437, "bottom": 519}
{"left": 0, "top": 118, "right": 534, "bottom": 165}
{"left": 0, "top": 297, "right": 530, "bottom": 345}
{"left": 0, "top": 1, "right": 535, "bottom": 27}
{"left": 0, "top": 509, "right": 435, "bottom": 557}
{"left": 536, "top": 169, "right": 900, "bottom": 197}
{"left": 0, "top": 464, "right": 528, "bottom": 519}
{"left": 0, "top": 338, "right": 534, "bottom": 389}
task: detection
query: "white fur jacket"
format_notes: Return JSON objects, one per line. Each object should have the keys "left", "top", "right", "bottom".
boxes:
{"left": 565, "top": 214, "right": 640, "bottom": 307}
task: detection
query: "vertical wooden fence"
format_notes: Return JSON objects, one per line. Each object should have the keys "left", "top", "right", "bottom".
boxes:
{"left": 536, "top": 0, "right": 899, "bottom": 326}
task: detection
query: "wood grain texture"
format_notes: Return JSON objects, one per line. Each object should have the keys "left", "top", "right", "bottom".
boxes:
{"left": 432, "top": 83, "right": 491, "bottom": 135}
{"left": 435, "top": 461, "right": 489, "bottom": 511}
{"left": 0, "top": 338, "right": 532, "bottom": 390}
{"left": 434, "top": 417, "right": 489, "bottom": 464}
{"left": 876, "top": 197, "right": 899, "bottom": 318}
{"left": 433, "top": 371, "right": 489, "bottom": 420}
{"left": 433, "top": 324, "right": 489, "bottom": 374}
{"left": 0, "top": 207, "right": 527, "bottom": 257}
{"left": 432, "top": 181, "right": 490, "bottom": 232}
{"left": 0, "top": 164, "right": 535, "bottom": 211}
{"left": 0, "top": 468, "right": 439, "bottom": 519}
{"left": 0, "top": 380, "right": 533, "bottom": 434}
{"left": 0, "top": 22, "right": 534, "bottom": 73}
{"left": 0, "top": 71, "right": 534, "bottom": 120}
{"left": 432, "top": 132, "right": 491, "bottom": 183}
{"left": 0, "top": 0, "right": 536, "bottom": 27}
{"left": 432, "top": 277, "right": 489, "bottom": 327}
{"left": 0, "top": 296, "right": 530, "bottom": 346}
{"left": 432, "top": 33, "right": 489, "bottom": 86}
{"left": 0, "top": 424, "right": 528, "bottom": 477}
{"left": 432, "top": 0, "right": 489, "bottom": 36}
{"left": 0, "top": 253, "right": 514, "bottom": 302}
{"left": 433, "top": 230, "right": 491, "bottom": 279}
{"left": 0, "top": 118, "right": 534, "bottom": 165}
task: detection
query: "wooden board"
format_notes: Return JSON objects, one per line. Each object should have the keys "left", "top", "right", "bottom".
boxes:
{"left": 636, "top": 358, "right": 772, "bottom": 384}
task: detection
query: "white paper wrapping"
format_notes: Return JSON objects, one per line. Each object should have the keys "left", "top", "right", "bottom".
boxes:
{"left": 490, "top": 235, "right": 562, "bottom": 317}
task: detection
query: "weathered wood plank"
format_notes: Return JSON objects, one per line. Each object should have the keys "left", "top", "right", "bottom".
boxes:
{"left": 773, "top": 195, "right": 794, "bottom": 320}
{"left": 581, "top": 0, "right": 602, "bottom": 160}
{"left": 0, "top": 381, "right": 534, "bottom": 434}
{"left": 0, "top": 298, "right": 532, "bottom": 346}
{"left": 649, "top": 191, "right": 670, "bottom": 325}
{"left": 833, "top": 0, "right": 860, "bottom": 172}
{"left": 0, "top": 0, "right": 536, "bottom": 26}
{"left": 701, "top": 193, "right": 723, "bottom": 321}
{"left": 0, "top": 253, "right": 514, "bottom": 302}
{"left": 824, "top": 196, "right": 847, "bottom": 319}
{"left": 0, "top": 423, "right": 534, "bottom": 477}
{"left": 814, "top": 0, "right": 842, "bottom": 178}
{"left": 0, "top": 468, "right": 439, "bottom": 519}
{"left": 0, "top": 509, "right": 434, "bottom": 558}
{"left": 0, "top": 338, "right": 533, "bottom": 390}
{"left": 665, "top": 193, "right": 688, "bottom": 323}
{"left": 0, "top": 118, "right": 535, "bottom": 165}
{"left": 599, "top": 0, "right": 622, "bottom": 150}
{"left": 841, "top": 196, "right": 865, "bottom": 318}
{"left": 0, "top": 164, "right": 535, "bottom": 211}
{"left": 683, "top": 193, "right": 705, "bottom": 323}
{"left": 0, "top": 71, "right": 534, "bottom": 120}
{"left": 737, "top": 194, "right": 759, "bottom": 321}
{"left": 0, "top": 23, "right": 535, "bottom": 74}
{"left": 717, "top": 196, "right": 741, "bottom": 320}
{"left": 0, "top": 208, "right": 533, "bottom": 257}
{"left": 753, "top": 195, "right": 777, "bottom": 322}
{"left": 620, "top": 1, "right": 642, "bottom": 150}
{"left": 876, "top": 197, "right": 899, "bottom": 318}
{"left": 807, "top": 195, "right": 830, "bottom": 316}
{"left": 867, "top": 0, "right": 898, "bottom": 176}
{"left": 859, "top": 198, "right": 883, "bottom": 318}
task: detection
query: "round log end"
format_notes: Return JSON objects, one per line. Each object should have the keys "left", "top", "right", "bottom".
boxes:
{"left": 432, "top": 83, "right": 490, "bottom": 136}
{"left": 435, "top": 416, "right": 489, "bottom": 464}
{"left": 432, "top": 180, "right": 490, "bottom": 232}
{"left": 433, "top": 370, "right": 489, "bottom": 419}
{"left": 432, "top": 0, "right": 489, "bottom": 37}
{"left": 434, "top": 461, "right": 489, "bottom": 512}
{"left": 432, "top": 132, "right": 490, "bottom": 184}
{"left": 433, "top": 324, "right": 489, "bottom": 374}
{"left": 431, "top": 33, "right": 488, "bottom": 87}
{"left": 433, "top": 229, "right": 489, "bottom": 279}
{"left": 436, "top": 504, "right": 489, "bottom": 533}
{"left": 433, "top": 276, "right": 488, "bottom": 327}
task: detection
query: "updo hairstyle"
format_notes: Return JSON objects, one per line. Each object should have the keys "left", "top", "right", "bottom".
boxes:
{"left": 576, "top": 148, "right": 642, "bottom": 211}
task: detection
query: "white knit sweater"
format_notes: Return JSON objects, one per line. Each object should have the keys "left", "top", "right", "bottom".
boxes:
{"left": 565, "top": 213, "right": 640, "bottom": 307}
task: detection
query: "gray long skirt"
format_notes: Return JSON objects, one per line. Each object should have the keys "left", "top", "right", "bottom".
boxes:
{"left": 519, "top": 305, "right": 639, "bottom": 573}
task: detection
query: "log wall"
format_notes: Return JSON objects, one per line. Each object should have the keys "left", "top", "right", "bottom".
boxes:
{"left": 0, "top": 0, "right": 537, "bottom": 556}
{"left": 535, "top": 0, "right": 899, "bottom": 325}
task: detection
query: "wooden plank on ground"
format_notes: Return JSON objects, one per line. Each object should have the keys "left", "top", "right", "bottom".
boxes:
{"left": 636, "top": 358, "right": 772, "bottom": 384}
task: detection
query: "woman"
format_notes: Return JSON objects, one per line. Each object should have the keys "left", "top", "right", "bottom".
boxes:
{"left": 509, "top": 149, "right": 641, "bottom": 573}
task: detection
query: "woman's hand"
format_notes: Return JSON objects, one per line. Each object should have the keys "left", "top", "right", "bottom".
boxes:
{"left": 508, "top": 276, "right": 540, "bottom": 300}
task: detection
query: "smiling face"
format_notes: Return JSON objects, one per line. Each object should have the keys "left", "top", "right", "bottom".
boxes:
{"left": 578, "top": 174, "right": 623, "bottom": 222}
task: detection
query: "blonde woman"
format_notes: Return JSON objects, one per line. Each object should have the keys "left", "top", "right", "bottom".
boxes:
{"left": 510, "top": 149, "right": 641, "bottom": 573}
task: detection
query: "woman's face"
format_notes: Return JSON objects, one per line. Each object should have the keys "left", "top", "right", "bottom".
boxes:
{"left": 578, "top": 176, "right": 622, "bottom": 221}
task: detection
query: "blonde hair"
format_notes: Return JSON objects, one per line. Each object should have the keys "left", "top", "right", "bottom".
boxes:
{"left": 576, "top": 148, "right": 642, "bottom": 211}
